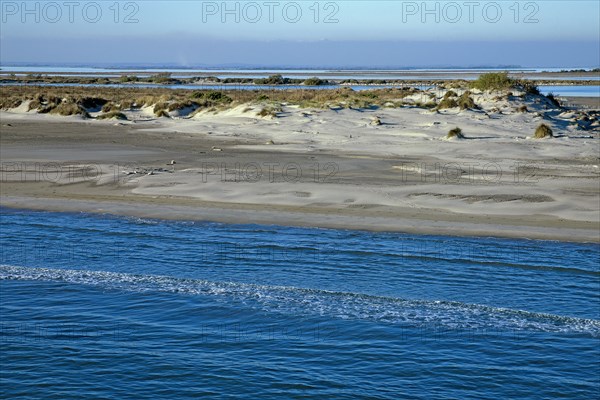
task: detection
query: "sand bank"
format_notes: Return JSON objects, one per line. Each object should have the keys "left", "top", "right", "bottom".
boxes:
{"left": 1, "top": 90, "right": 598, "bottom": 242}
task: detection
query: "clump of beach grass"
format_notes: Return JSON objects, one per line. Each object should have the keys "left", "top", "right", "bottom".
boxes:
{"left": 370, "top": 116, "right": 382, "bottom": 125}
{"left": 534, "top": 123, "right": 553, "bottom": 138}
{"left": 437, "top": 97, "right": 459, "bottom": 110}
{"left": 520, "top": 81, "right": 540, "bottom": 95}
{"left": 102, "top": 102, "right": 121, "bottom": 113}
{"left": 443, "top": 90, "right": 458, "bottom": 99}
{"left": 79, "top": 97, "right": 108, "bottom": 110}
{"left": 546, "top": 93, "right": 561, "bottom": 108}
{"left": 410, "top": 100, "right": 437, "bottom": 109}
{"left": 257, "top": 104, "right": 282, "bottom": 118}
{"left": 458, "top": 91, "right": 478, "bottom": 110}
{"left": 167, "top": 100, "right": 196, "bottom": 112}
{"left": 0, "top": 99, "right": 22, "bottom": 109}
{"left": 97, "top": 111, "right": 127, "bottom": 120}
{"left": 48, "top": 102, "right": 89, "bottom": 117}
{"left": 446, "top": 127, "right": 465, "bottom": 139}
{"left": 155, "top": 109, "right": 170, "bottom": 118}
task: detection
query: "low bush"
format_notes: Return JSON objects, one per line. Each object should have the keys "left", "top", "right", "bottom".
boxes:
{"left": 303, "top": 77, "right": 328, "bottom": 86}
{"left": 254, "top": 74, "right": 291, "bottom": 85}
{"left": 470, "top": 72, "right": 514, "bottom": 91}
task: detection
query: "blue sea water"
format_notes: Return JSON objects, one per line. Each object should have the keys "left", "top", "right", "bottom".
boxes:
{"left": 1, "top": 82, "right": 598, "bottom": 97}
{"left": 0, "top": 208, "right": 599, "bottom": 398}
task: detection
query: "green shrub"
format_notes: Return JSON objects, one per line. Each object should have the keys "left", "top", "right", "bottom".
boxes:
{"left": 470, "top": 72, "right": 515, "bottom": 91}
{"left": 149, "top": 72, "right": 176, "bottom": 84}
{"left": 190, "top": 91, "right": 232, "bottom": 104}
{"left": 254, "top": 74, "right": 290, "bottom": 85}
{"left": 119, "top": 75, "right": 138, "bottom": 83}
{"left": 303, "top": 77, "right": 328, "bottom": 86}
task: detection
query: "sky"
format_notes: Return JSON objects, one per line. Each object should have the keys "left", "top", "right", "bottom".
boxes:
{"left": 1, "top": 0, "right": 599, "bottom": 68}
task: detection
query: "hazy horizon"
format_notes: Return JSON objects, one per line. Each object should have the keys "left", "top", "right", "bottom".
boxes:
{"left": 1, "top": 1, "right": 598, "bottom": 68}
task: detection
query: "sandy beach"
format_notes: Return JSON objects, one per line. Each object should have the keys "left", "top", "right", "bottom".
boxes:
{"left": 1, "top": 85, "right": 598, "bottom": 243}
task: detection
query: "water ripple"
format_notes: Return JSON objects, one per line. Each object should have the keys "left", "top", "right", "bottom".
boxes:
{"left": 2, "top": 264, "right": 599, "bottom": 338}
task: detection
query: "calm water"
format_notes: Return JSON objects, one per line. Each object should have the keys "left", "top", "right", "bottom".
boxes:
{"left": 1, "top": 208, "right": 599, "bottom": 398}
{"left": 539, "top": 85, "right": 600, "bottom": 98}
{"left": 2, "top": 66, "right": 599, "bottom": 81}
{"left": 2, "top": 82, "right": 599, "bottom": 97}
{"left": 0, "top": 82, "right": 434, "bottom": 92}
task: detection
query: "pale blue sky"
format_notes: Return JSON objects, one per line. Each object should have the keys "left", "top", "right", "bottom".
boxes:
{"left": 1, "top": 1, "right": 599, "bottom": 67}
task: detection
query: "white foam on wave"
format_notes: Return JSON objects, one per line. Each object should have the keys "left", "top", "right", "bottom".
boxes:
{"left": 2, "top": 265, "right": 599, "bottom": 337}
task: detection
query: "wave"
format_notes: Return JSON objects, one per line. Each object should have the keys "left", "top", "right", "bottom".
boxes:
{"left": 2, "top": 265, "right": 599, "bottom": 337}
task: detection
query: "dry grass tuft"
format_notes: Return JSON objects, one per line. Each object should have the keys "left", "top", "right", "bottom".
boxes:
{"left": 447, "top": 127, "right": 465, "bottom": 139}
{"left": 517, "top": 105, "right": 528, "bottom": 113}
{"left": 97, "top": 111, "right": 127, "bottom": 120}
{"left": 534, "top": 123, "right": 553, "bottom": 138}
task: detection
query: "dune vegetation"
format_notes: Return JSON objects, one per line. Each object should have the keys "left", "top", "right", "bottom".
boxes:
{"left": 0, "top": 85, "right": 426, "bottom": 116}
{"left": 470, "top": 72, "right": 541, "bottom": 95}
{"left": 447, "top": 127, "right": 465, "bottom": 139}
{"left": 534, "top": 123, "right": 554, "bottom": 138}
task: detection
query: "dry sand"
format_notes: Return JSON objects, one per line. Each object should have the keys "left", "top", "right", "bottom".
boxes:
{"left": 1, "top": 91, "right": 599, "bottom": 242}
